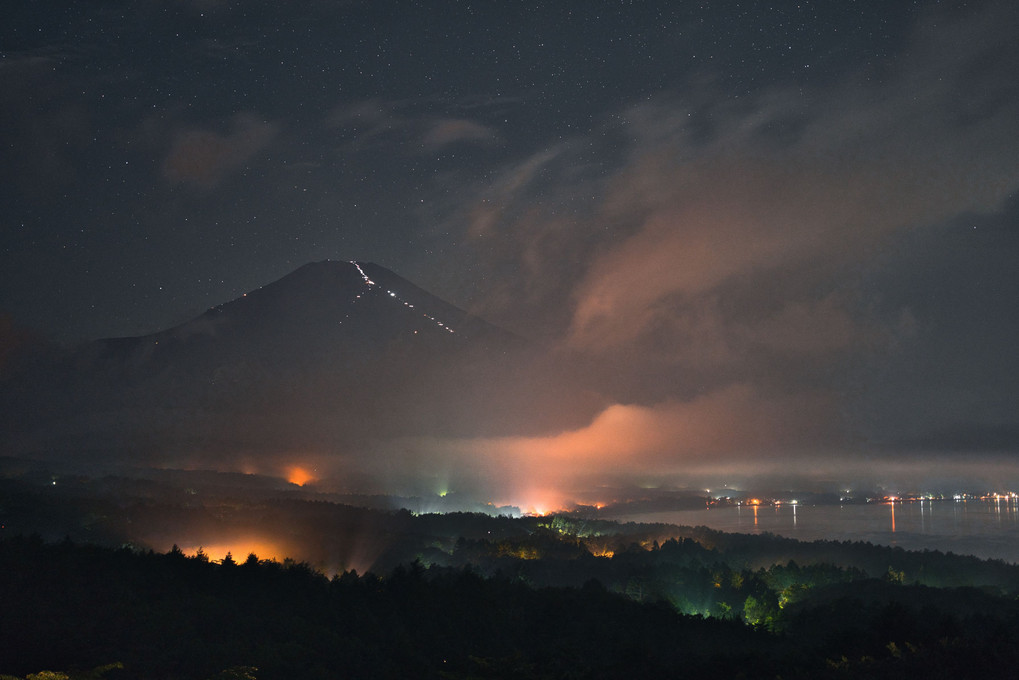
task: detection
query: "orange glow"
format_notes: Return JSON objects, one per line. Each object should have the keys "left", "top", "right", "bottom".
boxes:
{"left": 520, "top": 503, "right": 558, "bottom": 517}
{"left": 176, "top": 541, "right": 283, "bottom": 564}
{"left": 403, "top": 382, "right": 837, "bottom": 517}
{"left": 286, "top": 466, "right": 316, "bottom": 486}
{"left": 494, "top": 485, "right": 572, "bottom": 517}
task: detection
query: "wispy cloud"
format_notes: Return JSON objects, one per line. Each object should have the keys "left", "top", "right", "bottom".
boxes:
{"left": 422, "top": 118, "right": 499, "bottom": 149}
{"left": 434, "top": 1, "right": 1019, "bottom": 469}
{"left": 327, "top": 99, "right": 501, "bottom": 154}
{"left": 162, "top": 113, "right": 278, "bottom": 188}
{"left": 457, "top": 2, "right": 1019, "bottom": 363}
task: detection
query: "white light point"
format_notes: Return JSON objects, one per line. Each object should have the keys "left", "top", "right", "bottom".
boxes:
{"left": 350, "top": 260, "right": 458, "bottom": 335}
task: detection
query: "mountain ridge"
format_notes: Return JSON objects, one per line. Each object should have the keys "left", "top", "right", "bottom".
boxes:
{"left": 95, "top": 260, "right": 521, "bottom": 362}
{"left": 1, "top": 260, "right": 591, "bottom": 470}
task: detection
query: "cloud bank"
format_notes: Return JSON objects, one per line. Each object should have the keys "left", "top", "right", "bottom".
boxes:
{"left": 417, "top": 2, "right": 1019, "bottom": 502}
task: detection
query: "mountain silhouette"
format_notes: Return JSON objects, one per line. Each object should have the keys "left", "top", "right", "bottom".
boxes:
{"left": 92, "top": 260, "right": 520, "bottom": 379}
{"left": 1, "top": 261, "right": 593, "bottom": 472}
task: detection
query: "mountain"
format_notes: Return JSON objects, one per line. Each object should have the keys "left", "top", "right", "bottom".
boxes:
{"left": 1, "top": 260, "right": 603, "bottom": 479}
{"left": 97, "top": 260, "right": 520, "bottom": 365}
{"left": 88, "top": 260, "right": 522, "bottom": 385}
{"left": 0, "top": 261, "right": 595, "bottom": 473}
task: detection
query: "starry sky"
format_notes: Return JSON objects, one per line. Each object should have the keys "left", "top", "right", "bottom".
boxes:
{"left": 3, "top": 0, "right": 1018, "bottom": 494}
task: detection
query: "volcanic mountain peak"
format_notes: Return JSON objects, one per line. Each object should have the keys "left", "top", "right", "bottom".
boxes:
{"left": 186, "top": 259, "right": 447, "bottom": 332}
{"left": 0, "top": 259, "right": 516, "bottom": 424}
{"left": 0, "top": 260, "right": 586, "bottom": 462}
{"left": 93, "top": 260, "right": 518, "bottom": 361}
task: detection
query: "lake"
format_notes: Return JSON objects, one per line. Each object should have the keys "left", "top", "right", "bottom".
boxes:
{"left": 609, "top": 498, "right": 1019, "bottom": 564}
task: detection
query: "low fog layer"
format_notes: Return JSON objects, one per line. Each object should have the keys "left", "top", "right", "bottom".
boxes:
{"left": 2, "top": 260, "right": 1017, "bottom": 513}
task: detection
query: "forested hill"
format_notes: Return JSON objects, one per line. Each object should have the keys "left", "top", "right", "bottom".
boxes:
{"left": 0, "top": 536, "right": 767, "bottom": 680}
{"left": 5, "top": 470, "right": 1019, "bottom": 678}
{"left": 4, "top": 534, "right": 1019, "bottom": 680}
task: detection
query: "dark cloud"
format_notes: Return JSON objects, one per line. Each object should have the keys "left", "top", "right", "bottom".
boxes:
{"left": 1, "top": 0, "right": 1017, "bottom": 500}
{"left": 0, "top": 53, "right": 94, "bottom": 197}
{"left": 404, "top": 1, "right": 1019, "bottom": 493}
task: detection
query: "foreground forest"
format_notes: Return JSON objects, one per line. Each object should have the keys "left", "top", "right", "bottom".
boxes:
{"left": 4, "top": 527, "right": 1019, "bottom": 678}
{"left": 4, "top": 470, "right": 1019, "bottom": 678}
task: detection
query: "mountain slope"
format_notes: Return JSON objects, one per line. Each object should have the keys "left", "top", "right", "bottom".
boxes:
{"left": 1, "top": 261, "right": 589, "bottom": 470}
{"left": 96, "top": 260, "right": 520, "bottom": 369}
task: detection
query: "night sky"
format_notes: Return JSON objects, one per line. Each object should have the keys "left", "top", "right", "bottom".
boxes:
{"left": 3, "top": 1, "right": 1018, "bottom": 498}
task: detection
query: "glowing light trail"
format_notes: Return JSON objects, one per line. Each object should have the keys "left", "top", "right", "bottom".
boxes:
{"left": 351, "top": 261, "right": 456, "bottom": 334}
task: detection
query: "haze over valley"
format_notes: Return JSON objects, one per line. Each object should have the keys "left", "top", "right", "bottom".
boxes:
{"left": 4, "top": 260, "right": 1016, "bottom": 517}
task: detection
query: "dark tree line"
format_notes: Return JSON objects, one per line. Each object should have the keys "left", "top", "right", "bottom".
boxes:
{"left": 1, "top": 535, "right": 768, "bottom": 680}
{"left": 5, "top": 534, "right": 1019, "bottom": 680}
{"left": 6, "top": 473, "right": 1019, "bottom": 679}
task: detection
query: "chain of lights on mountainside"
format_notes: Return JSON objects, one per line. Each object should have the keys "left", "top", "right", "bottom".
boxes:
{"left": 217, "top": 261, "right": 464, "bottom": 492}
{"left": 351, "top": 261, "right": 456, "bottom": 335}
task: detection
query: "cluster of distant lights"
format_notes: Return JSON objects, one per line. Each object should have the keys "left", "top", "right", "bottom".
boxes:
{"left": 877, "top": 492, "right": 1019, "bottom": 503}
{"left": 350, "top": 261, "right": 456, "bottom": 335}
{"left": 707, "top": 490, "right": 1019, "bottom": 507}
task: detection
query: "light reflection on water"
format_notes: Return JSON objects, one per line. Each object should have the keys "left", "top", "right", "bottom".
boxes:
{"left": 613, "top": 499, "right": 1019, "bottom": 564}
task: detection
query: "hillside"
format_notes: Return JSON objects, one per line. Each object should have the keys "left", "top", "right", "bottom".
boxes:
{"left": 0, "top": 261, "right": 592, "bottom": 472}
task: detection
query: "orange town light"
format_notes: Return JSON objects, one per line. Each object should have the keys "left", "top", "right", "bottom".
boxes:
{"left": 286, "top": 466, "right": 316, "bottom": 486}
